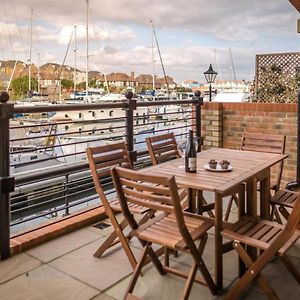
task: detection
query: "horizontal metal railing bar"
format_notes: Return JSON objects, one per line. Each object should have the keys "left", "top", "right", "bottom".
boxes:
{"left": 144, "top": 107, "right": 194, "bottom": 116}
{"left": 10, "top": 116, "right": 126, "bottom": 129}
{"left": 13, "top": 102, "right": 127, "bottom": 114}
{"left": 10, "top": 122, "right": 127, "bottom": 143}
{"left": 11, "top": 184, "right": 96, "bottom": 215}
{"left": 11, "top": 194, "right": 101, "bottom": 227}
{"left": 13, "top": 99, "right": 195, "bottom": 114}
{"left": 12, "top": 174, "right": 111, "bottom": 207}
{"left": 14, "top": 161, "right": 89, "bottom": 185}
{"left": 134, "top": 118, "right": 193, "bottom": 130}
{"left": 137, "top": 99, "right": 194, "bottom": 107}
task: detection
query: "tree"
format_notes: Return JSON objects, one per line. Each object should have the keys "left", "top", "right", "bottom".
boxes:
{"left": 77, "top": 82, "right": 86, "bottom": 90}
{"left": 61, "top": 79, "right": 73, "bottom": 89}
{"left": 11, "top": 76, "right": 38, "bottom": 100}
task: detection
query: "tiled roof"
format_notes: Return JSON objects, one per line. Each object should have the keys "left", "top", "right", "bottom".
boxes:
{"left": 289, "top": 0, "right": 300, "bottom": 12}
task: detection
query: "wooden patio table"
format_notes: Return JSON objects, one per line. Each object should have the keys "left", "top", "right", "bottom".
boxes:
{"left": 142, "top": 147, "right": 287, "bottom": 291}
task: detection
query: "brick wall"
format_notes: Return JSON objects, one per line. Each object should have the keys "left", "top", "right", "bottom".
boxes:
{"left": 201, "top": 102, "right": 297, "bottom": 187}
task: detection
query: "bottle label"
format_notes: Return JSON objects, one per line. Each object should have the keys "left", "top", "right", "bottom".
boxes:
{"left": 188, "top": 157, "right": 196, "bottom": 171}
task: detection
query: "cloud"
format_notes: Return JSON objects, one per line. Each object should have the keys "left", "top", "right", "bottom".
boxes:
{"left": 1, "top": 0, "right": 298, "bottom": 82}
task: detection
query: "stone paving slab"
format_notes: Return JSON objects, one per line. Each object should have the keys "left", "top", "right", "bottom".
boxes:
{"left": 27, "top": 228, "right": 102, "bottom": 263}
{"left": 49, "top": 237, "right": 141, "bottom": 291}
{"left": 0, "top": 264, "right": 99, "bottom": 300}
{"left": 0, "top": 253, "right": 41, "bottom": 284}
{"left": 105, "top": 263, "right": 266, "bottom": 300}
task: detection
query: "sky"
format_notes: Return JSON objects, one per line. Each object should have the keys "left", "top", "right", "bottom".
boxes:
{"left": 0, "top": 0, "right": 299, "bottom": 84}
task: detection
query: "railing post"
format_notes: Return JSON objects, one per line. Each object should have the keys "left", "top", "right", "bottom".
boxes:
{"left": 125, "top": 91, "right": 137, "bottom": 163}
{"left": 0, "top": 91, "right": 14, "bottom": 260}
{"left": 193, "top": 90, "right": 203, "bottom": 152}
{"left": 64, "top": 174, "right": 70, "bottom": 216}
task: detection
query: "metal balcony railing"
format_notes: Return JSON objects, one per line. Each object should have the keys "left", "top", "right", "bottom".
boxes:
{"left": 0, "top": 91, "right": 203, "bottom": 259}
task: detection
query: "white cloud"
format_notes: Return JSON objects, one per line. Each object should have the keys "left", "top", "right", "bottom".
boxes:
{"left": 0, "top": 0, "right": 298, "bottom": 82}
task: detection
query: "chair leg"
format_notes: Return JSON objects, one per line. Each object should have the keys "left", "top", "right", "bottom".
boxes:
{"left": 125, "top": 242, "right": 151, "bottom": 298}
{"left": 280, "top": 254, "right": 300, "bottom": 284}
{"left": 181, "top": 262, "right": 198, "bottom": 300}
{"left": 279, "top": 206, "right": 291, "bottom": 221}
{"left": 191, "top": 234, "right": 217, "bottom": 295}
{"left": 94, "top": 215, "right": 137, "bottom": 270}
{"left": 126, "top": 211, "right": 155, "bottom": 240}
{"left": 197, "top": 190, "right": 215, "bottom": 218}
{"left": 271, "top": 204, "right": 283, "bottom": 224}
{"left": 224, "top": 194, "right": 239, "bottom": 222}
{"left": 224, "top": 242, "right": 279, "bottom": 300}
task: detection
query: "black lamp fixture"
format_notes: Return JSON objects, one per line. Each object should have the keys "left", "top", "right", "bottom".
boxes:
{"left": 204, "top": 64, "right": 217, "bottom": 102}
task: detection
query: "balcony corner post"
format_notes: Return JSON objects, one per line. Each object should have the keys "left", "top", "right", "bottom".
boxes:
{"left": 0, "top": 91, "right": 14, "bottom": 260}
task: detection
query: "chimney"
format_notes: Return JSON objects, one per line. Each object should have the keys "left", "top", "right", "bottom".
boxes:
{"left": 130, "top": 71, "right": 134, "bottom": 79}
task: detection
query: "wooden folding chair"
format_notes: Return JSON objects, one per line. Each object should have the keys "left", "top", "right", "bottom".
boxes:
{"left": 86, "top": 142, "right": 154, "bottom": 270}
{"left": 270, "top": 189, "right": 299, "bottom": 224}
{"left": 111, "top": 166, "right": 217, "bottom": 300}
{"left": 146, "top": 132, "right": 214, "bottom": 217}
{"left": 224, "top": 132, "right": 286, "bottom": 221}
{"left": 146, "top": 132, "right": 182, "bottom": 165}
{"left": 221, "top": 191, "right": 300, "bottom": 299}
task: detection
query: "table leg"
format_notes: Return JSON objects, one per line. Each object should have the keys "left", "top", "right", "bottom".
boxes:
{"left": 245, "top": 178, "right": 257, "bottom": 263}
{"left": 260, "top": 169, "right": 271, "bottom": 220}
{"left": 214, "top": 192, "right": 223, "bottom": 290}
{"left": 187, "top": 188, "right": 196, "bottom": 213}
{"left": 246, "top": 178, "right": 257, "bottom": 217}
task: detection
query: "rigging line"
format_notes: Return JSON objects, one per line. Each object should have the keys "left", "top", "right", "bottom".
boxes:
{"left": 214, "top": 49, "right": 223, "bottom": 82}
{"left": 1, "top": 0, "right": 16, "bottom": 60}
{"left": 11, "top": 0, "right": 28, "bottom": 60}
{"left": 149, "top": 19, "right": 156, "bottom": 91}
{"left": 229, "top": 47, "right": 237, "bottom": 82}
{"left": 88, "top": 1, "right": 97, "bottom": 48}
{"left": 151, "top": 20, "right": 169, "bottom": 94}
{"left": 52, "top": 28, "right": 75, "bottom": 96}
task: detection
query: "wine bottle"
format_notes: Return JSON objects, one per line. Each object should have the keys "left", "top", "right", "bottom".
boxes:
{"left": 185, "top": 130, "right": 197, "bottom": 173}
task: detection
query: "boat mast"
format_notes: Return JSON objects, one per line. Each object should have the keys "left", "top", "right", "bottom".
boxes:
{"left": 28, "top": 7, "right": 33, "bottom": 92}
{"left": 85, "top": 0, "right": 89, "bottom": 97}
{"left": 229, "top": 47, "right": 237, "bottom": 83}
{"left": 150, "top": 20, "right": 155, "bottom": 91}
{"left": 151, "top": 20, "right": 169, "bottom": 95}
{"left": 37, "top": 52, "right": 40, "bottom": 94}
{"left": 74, "top": 25, "right": 77, "bottom": 92}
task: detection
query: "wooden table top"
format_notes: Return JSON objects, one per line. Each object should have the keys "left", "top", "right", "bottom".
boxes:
{"left": 145, "top": 148, "right": 287, "bottom": 194}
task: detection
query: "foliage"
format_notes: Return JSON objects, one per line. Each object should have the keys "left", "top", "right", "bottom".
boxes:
{"left": 252, "top": 63, "right": 298, "bottom": 103}
{"left": 175, "top": 87, "right": 192, "bottom": 93}
{"left": 61, "top": 79, "right": 73, "bottom": 89}
{"left": 11, "top": 76, "right": 38, "bottom": 100}
{"left": 77, "top": 82, "right": 86, "bottom": 90}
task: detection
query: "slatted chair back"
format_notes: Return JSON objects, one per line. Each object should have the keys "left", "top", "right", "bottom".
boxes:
{"left": 112, "top": 166, "right": 217, "bottom": 298}
{"left": 111, "top": 166, "right": 191, "bottom": 240}
{"left": 146, "top": 132, "right": 181, "bottom": 165}
{"left": 86, "top": 142, "right": 140, "bottom": 265}
{"left": 86, "top": 142, "right": 132, "bottom": 207}
{"left": 241, "top": 132, "right": 286, "bottom": 191}
{"left": 282, "top": 192, "right": 300, "bottom": 234}
{"left": 270, "top": 189, "right": 299, "bottom": 223}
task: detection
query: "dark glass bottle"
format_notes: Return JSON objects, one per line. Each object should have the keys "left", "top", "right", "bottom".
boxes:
{"left": 185, "top": 130, "right": 197, "bottom": 173}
